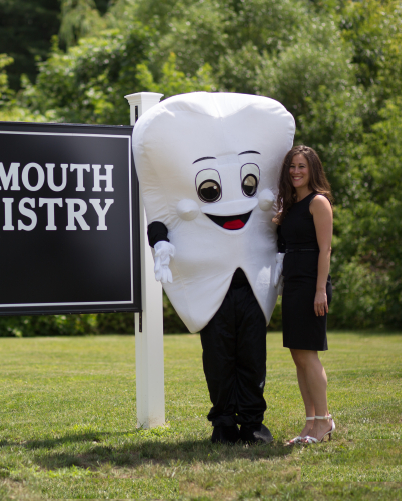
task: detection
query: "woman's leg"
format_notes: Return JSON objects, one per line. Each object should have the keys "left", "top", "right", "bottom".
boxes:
{"left": 291, "top": 353, "right": 315, "bottom": 437}
{"left": 290, "top": 349, "right": 332, "bottom": 440}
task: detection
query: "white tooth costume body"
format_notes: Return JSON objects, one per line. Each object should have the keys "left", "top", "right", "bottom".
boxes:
{"left": 132, "top": 92, "right": 295, "bottom": 334}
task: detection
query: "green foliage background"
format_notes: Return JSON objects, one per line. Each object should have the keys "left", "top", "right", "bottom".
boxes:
{"left": 1, "top": 0, "right": 402, "bottom": 334}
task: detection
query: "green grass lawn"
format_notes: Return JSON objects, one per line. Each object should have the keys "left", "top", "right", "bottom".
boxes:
{"left": 0, "top": 332, "right": 401, "bottom": 500}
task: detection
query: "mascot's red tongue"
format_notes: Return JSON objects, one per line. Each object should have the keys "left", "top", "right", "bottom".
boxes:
{"left": 223, "top": 219, "right": 245, "bottom": 230}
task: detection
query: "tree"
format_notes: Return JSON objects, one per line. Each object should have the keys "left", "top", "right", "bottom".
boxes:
{"left": 59, "top": 0, "right": 106, "bottom": 48}
{"left": 2, "top": 0, "right": 402, "bottom": 330}
{"left": 0, "top": 0, "right": 60, "bottom": 89}
{"left": 136, "top": 53, "right": 216, "bottom": 98}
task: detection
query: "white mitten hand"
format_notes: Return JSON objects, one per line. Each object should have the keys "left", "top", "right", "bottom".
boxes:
{"left": 274, "top": 253, "right": 285, "bottom": 287}
{"left": 154, "top": 241, "right": 176, "bottom": 284}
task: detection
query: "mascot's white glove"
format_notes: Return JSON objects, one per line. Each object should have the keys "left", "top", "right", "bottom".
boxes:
{"left": 154, "top": 241, "right": 176, "bottom": 284}
{"left": 274, "top": 253, "right": 285, "bottom": 291}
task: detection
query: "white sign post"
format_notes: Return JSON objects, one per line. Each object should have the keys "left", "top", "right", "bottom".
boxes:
{"left": 125, "top": 92, "right": 165, "bottom": 428}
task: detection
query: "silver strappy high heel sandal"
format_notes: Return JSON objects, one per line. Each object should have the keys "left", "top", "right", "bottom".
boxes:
{"left": 287, "top": 416, "right": 315, "bottom": 445}
{"left": 303, "top": 415, "right": 335, "bottom": 444}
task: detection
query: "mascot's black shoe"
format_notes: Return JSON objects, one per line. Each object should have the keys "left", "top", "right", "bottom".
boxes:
{"left": 240, "top": 423, "right": 273, "bottom": 445}
{"left": 211, "top": 425, "right": 241, "bottom": 445}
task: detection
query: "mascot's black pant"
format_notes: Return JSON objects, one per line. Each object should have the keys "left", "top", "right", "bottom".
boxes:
{"left": 200, "top": 281, "right": 267, "bottom": 427}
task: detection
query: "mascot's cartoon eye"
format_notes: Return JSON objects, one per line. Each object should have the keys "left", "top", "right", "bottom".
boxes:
{"left": 241, "top": 163, "right": 260, "bottom": 197}
{"left": 196, "top": 169, "right": 222, "bottom": 203}
{"left": 199, "top": 180, "right": 221, "bottom": 202}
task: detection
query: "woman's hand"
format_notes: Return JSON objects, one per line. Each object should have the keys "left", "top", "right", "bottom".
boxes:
{"left": 314, "top": 289, "right": 328, "bottom": 316}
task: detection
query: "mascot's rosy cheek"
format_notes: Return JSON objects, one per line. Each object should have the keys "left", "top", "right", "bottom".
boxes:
{"left": 132, "top": 92, "right": 295, "bottom": 333}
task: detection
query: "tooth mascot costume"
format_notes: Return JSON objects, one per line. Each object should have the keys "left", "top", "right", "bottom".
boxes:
{"left": 132, "top": 92, "right": 295, "bottom": 444}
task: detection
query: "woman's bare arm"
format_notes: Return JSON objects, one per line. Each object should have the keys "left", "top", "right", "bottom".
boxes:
{"left": 310, "top": 195, "right": 333, "bottom": 316}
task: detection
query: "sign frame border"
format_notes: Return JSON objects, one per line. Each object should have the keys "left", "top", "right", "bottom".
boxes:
{"left": 0, "top": 121, "right": 142, "bottom": 315}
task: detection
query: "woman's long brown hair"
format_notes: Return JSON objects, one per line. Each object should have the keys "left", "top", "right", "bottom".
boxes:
{"left": 273, "top": 145, "right": 333, "bottom": 225}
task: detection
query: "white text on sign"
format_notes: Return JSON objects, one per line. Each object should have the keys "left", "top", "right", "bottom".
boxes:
{"left": 0, "top": 163, "right": 115, "bottom": 231}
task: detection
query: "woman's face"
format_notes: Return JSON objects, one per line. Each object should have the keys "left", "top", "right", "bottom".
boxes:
{"left": 289, "top": 153, "right": 310, "bottom": 190}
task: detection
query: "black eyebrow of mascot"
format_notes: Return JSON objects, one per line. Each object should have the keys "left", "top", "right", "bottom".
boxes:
{"left": 193, "top": 150, "right": 261, "bottom": 164}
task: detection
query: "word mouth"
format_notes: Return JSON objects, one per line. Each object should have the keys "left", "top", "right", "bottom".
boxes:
{"left": 206, "top": 211, "right": 252, "bottom": 230}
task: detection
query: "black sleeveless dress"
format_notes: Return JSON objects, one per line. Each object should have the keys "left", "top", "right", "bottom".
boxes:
{"left": 279, "top": 192, "right": 332, "bottom": 351}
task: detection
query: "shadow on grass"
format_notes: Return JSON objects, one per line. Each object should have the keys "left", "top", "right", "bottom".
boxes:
{"left": 0, "top": 431, "right": 293, "bottom": 470}
{"left": 1, "top": 432, "right": 120, "bottom": 450}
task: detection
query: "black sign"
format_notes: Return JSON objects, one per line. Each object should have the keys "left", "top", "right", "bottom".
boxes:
{"left": 0, "top": 122, "right": 141, "bottom": 315}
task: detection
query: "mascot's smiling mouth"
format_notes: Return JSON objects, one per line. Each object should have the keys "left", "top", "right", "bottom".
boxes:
{"left": 206, "top": 211, "right": 252, "bottom": 230}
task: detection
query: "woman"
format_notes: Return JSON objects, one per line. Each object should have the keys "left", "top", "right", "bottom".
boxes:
{"left": 274, "top": 145, "right": 335, "bottom": 444}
